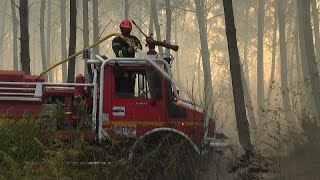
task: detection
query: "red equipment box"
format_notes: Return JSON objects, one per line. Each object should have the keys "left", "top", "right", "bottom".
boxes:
{"left": 0, "top": 70, "right": 25, "bottom": 82}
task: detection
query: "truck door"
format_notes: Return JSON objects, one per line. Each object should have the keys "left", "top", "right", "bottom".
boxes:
{"left": 103, "top": 66, "right": 166, "bottom": 138}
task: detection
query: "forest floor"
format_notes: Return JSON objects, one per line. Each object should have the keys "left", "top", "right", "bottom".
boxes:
{"left": 0, "top": 115, "right": 319, "bottom": 180}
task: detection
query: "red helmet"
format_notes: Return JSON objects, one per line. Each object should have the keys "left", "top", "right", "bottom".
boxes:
{"left": 119, "top": 19, "right": 132, "bottom": 29}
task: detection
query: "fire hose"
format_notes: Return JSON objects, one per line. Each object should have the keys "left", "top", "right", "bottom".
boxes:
{"left": 38, "top": 33, "right": 124, "bottom": 78}
{"left": 39, "top": 20, "right": 180, "bottom": 78}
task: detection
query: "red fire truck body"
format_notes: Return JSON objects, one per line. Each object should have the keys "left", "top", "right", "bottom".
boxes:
{"left": 0, "top": 55, "right": 225, "bottom": 154}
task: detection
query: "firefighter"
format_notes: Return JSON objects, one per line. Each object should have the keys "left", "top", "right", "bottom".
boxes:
{"left": 112, "top": 20, "right": 142, "bottom": 98}
{"left": 112, "top": 19, "right": 142, "bottom": 57}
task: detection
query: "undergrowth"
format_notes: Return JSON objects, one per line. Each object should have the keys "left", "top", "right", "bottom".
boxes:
{"left": 1, "top": 101, "right": 319, "bottom": 179}
{"left": 0, "top": 114, "right": 202, "bottom": 179}
{"left": 224, "top": 112, "right": 320, "bottom": 180}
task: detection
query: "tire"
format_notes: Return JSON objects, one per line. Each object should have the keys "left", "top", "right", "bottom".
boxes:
{"left": 129, "top": 132, "right": 199, "bottom": 180}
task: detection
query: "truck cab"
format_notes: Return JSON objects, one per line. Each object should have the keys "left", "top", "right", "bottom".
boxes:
{"left": 92, "top": 56, "right": 208, "bottom": 152}
{"left": 88, "top": 56, "right": 222, "bottom": 153}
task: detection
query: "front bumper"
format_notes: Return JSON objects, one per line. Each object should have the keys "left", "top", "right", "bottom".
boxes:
{"left": 207, "top": 133, "right": 231, "bottom": 151}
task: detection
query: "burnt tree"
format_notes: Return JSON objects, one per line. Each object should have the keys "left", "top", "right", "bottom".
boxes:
{"left": 19, "top": 0, "right": 31, "bottom": 74}
{"left": 67, "top": 0, "right": 77, "bottom": 83}
{"left": 223, "top": 0, "right": 252, "bottom": 152}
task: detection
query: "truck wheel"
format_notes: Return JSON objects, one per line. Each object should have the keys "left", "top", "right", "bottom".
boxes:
{"left": 129, "top": 132, "right": 199, "bottom": 179}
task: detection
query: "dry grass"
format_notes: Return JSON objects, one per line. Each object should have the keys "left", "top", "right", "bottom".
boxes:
{"left": 1, "top": 97, "right": 319, "bottom": 179}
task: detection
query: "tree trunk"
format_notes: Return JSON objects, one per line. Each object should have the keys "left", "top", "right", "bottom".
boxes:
{"left": 83, "top": 0, "right": 88, "bottom": 74}
{"left": 148, "top": 0, "right": 154, "bottom": 34}
{"left": 174, "top": 13, "right": 181, "bottom": 83}
{"left": 298, "top": 0, "right": 318, "bottom": 120}
{"left": 164, "top": 0, "right": 171, "bottom": 55}
{"left": 40, "top": 0, "right": 47, "bottom": 80}
{"left": 124, "top": 0, "right": 129, "bottom": 19}
{"left": 0, "top": 1, "right": 8, "bottom": 64}
{"left": 266, "top": 6, "right": 278, "bottom": 115}
{"left": 11, "top": 0, "right": 18, "bottom": 70}
{"left": 243, "top": 0, "right": 256, "bottom": 129}
{"left": 195, "top": 0, "right": 214, "bottom": 141}
{"left": 222, "top": 0, "right": 252, "bottom": 152}
{"left": 257, "top": 0, "right": 265, "bottom": 123}
{"left": 311, "top": 0, "right": 320, "bottom": 69}
{"left": 61, "top": 0, "right": 68, "bottom": 82}
{"left": 136, "top": 0, "right": 143, "bottom": 59}
{"left": 32, "top": 29, "right": 36, "bottom": 72}
{"left": 83, "top": 0, "right": 92, "bottom": 80}
{"left": 151, "top": 0, "right": 163, "bottom": 54}
{"left": 67, "top": 0, "right": 77, "bottom": 83}
{"left": 300, "top": 0, "right": 320, "bottom": 126}
{"left": 241, "top": 65, "right": 257, "bottom": 129}
{"left": 278, "top": 0, "right": 295, "bottom": 123}
{"left": 243, "top": 0, "right": 251, "bottom": 91}
{"left": 197, "top": 52, "right": 202, "bottom": 101}
{"left": 19, "top": 0, "right": 31, "bottom": 74}
{"left": 295, "top": 1, "right": 303, "bottom": 111}
{"left": 288, "top": 36, "right": 295, "bottom": 90}
{"left": 46, "top": 0, "right": 52, "bottom": 81}
{"left": 92, "top": 0, "right": 100, "bottom": 56}
{"left": 137, "top": 1, "right": 143, "bottom": 42}
{"left": 285, "top": 3, "right": 295, "bottom": 92}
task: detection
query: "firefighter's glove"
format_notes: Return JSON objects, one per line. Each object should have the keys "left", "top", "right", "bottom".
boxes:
{"left": 133, "top": 45, "right": 140, "bottom": 51}
{"left": 101, "top": 55, "right": 108, "bottom": 60}
{"left": 127, "top": 46, "right": 135, "bottom": 53}
{"left": 128, "top": 46, "right": 140, "bottom": 53}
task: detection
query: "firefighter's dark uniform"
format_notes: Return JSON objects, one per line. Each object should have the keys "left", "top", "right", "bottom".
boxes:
{"left": 112, "top": 35, "right": 142, "bottom": 98}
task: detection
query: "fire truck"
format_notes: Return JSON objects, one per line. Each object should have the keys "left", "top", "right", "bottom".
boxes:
{"left": 0, "top": 33, "right": 228, "bottom": 156}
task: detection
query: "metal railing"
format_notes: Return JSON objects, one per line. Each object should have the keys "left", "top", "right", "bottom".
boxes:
{"left": 0, "top": 81, "right": 40, "bottom": 101}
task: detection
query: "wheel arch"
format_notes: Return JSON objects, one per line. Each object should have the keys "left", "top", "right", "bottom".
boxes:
{"left": 132, "top": 127, "right": 200, "bottom": 155}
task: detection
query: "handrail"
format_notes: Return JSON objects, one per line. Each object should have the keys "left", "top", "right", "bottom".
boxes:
{"left": 0, "top": 97, "right": 41, "bottom": 101}
{"left": 92, "top": 69, "right": 98, "bottom": 135}
{"left": 0, "top": 92, "right": 35, "bottom": 96}
{"left": 0, "top": 87, "right": 35, "bottom": 91}
{"left": 0, "top": 82, "right": 38, "bottom": 101}
{"left": 0, "top": 82, "right": 37, "bottom": 85}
